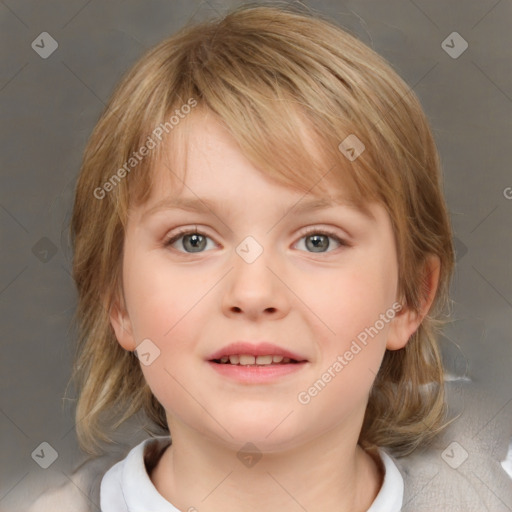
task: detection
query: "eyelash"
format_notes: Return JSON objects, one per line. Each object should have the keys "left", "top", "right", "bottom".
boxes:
{"left": 163, "top": 226, "right": 349, "bottom": 254}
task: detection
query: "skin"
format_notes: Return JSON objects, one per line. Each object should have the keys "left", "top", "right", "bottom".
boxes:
{"left": 110, "top": 111, "right": 440, "bottom": 512}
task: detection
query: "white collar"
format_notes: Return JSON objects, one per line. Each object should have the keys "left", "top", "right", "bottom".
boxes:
{"left": 100, "top": 437, "right": 404, "bottom": 512}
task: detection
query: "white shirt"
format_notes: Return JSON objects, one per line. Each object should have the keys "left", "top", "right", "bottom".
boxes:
{"left": 100, "top": 437, "right": 404, "bottom": 511}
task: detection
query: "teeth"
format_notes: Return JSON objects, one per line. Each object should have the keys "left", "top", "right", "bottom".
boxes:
{"left": 255, "top": 355, "right": 273, "bottom": 365}
{"left": 239, "top": 355, "right": 256, "bottom": 365}
{"left": 218, "top": 354, "right": 296, "bottom": 365}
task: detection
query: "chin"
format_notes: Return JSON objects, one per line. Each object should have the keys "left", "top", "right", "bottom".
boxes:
{"left": 210, "top": 416, "right": 306, "bottom": 452}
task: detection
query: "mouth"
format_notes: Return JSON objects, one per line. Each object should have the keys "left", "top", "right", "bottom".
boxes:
{"left": 210, "top": 354, "right": 303, "bottom": 366}
{"left": 207, "top": 342, "right": 309, "bottom": 382}
{"left": 207, "top": 341, "right": 308, "bottom": 366}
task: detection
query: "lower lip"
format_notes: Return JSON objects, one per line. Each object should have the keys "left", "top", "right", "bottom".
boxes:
{"left": 207, "top": 361, "right": 308, "bottom": 383}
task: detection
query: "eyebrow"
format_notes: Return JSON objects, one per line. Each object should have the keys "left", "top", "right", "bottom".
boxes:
{"left": 142, "top": 195, "right": 373, "bottom": 221}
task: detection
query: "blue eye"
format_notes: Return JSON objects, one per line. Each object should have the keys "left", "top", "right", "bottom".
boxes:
{"left": 164, "top": 228, "right": 348, "bottom": 254}
{"left": 295, "top": 228, "right": 347, "bottom": 253}
{"left": 164, "top": 230, "right": 215, "bottom": 253}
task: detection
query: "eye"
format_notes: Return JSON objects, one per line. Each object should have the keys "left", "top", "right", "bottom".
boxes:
{"left": 294, "top": 227, "right": 348, "bottom": 253}
{"left": 163, "top": 226, "right": 348, "bottom": 254}
{"left": 163, "top": 228, "right": 217, "bottom": 253}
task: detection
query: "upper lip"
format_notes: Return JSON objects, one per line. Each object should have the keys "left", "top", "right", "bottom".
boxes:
{"left": 208, "top": 341, "right": 308, "bottom": 362}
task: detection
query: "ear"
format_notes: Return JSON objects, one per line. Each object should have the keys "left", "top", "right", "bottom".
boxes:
{"left": 109, "top": 293, "right": 136, "bottom": 352}
{"left": 386, "top": 254, "right": 441, "bottom": 350}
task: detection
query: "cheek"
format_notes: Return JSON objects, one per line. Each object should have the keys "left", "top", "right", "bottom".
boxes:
{"left": 295, "top": 263, "right": 395, "bottom": 421}
{"left": 122, "top": 251, "right": 209, "bottom": 395}
{"left": 304, "top": 257, "right": 397, "bottom": 339}
{"left": 123, "top": 251, "right": 201, "bottom": 340}
{"left": 295, "top": 250, "right": 397, "bottom": 404}
{"left": 124, "top": 257, "right": 204, "bottom": 419}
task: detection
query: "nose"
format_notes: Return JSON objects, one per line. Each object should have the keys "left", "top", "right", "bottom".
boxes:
{"left": 221, "top": 243, "right": 290, "bottom": 321}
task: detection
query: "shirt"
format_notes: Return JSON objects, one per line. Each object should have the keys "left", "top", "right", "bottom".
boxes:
{"left": 100, "top": 436, "right": 404, "bottom": 511}
{"left": 26, "top": 383, "right": 512, "bottom": 511}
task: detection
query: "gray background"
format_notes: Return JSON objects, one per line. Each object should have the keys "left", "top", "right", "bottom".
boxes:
{"left": 1, "top": 0, "right": 511, "bottom": 510}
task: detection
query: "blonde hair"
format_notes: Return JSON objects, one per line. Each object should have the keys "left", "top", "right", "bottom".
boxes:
{"left": 69, "top": 3, "right": 454, "bottom": 457}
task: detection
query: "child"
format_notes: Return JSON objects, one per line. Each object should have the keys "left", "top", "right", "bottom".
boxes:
{"left": 67, "top": 4, "right": 456, "bottom": 511}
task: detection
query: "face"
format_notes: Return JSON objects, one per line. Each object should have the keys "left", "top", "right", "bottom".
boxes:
{"left": 111, "top": 112, "right": 420, "bottom": 452}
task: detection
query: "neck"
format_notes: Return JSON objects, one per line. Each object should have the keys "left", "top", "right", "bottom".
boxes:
{"left": 150, "top": 423, "right": 383, "bottom": 512}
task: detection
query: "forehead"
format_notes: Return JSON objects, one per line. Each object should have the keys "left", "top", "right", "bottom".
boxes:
{"left": 138, "top": 108, "right": 370, "bottom": 213}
